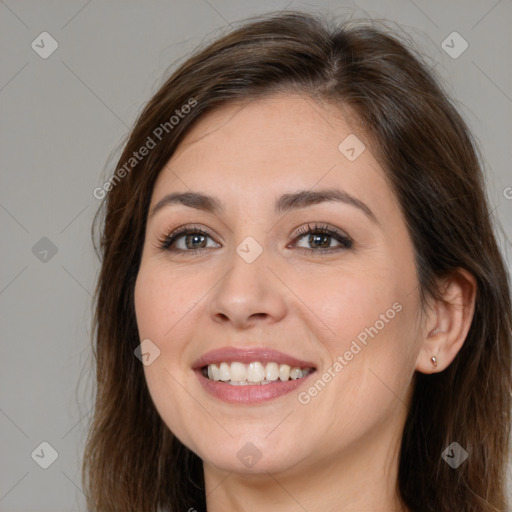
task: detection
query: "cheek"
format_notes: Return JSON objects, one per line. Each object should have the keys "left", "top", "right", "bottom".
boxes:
{"left": 293, "top": 260, "right": 419, "bottom": 405}
{"left": 134, "top": 261, "right": 199, "bottom": 343}
{"left": 134, "top": 263, "right": 204, "bottom": 447}
{"left": 289, "top": 261, "right": 405, "bottom": 350}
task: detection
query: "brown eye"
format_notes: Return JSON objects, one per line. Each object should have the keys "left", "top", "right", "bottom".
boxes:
{"left": 292, "top": 223, "right": 353, "bottom": 253}
{"left": 159, "top": 226, "right": 220, "bottom": 253}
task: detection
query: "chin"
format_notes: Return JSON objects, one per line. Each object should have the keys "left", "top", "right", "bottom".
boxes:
{"left": 187, "top": 429, "right": 312, "bottom": 475}
{"left": 201, "top": 449, "right": 303, "bottom": 475}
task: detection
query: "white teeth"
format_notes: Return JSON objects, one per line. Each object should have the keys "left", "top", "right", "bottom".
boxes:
{"left": 289, "top": 367, "right": 303, "bottom": 379}
{"left": 230, "top": 362, "right": 247, "bottom": 381}
{"left": 207, "top": 363, "right": 220, "bottom": 381}
{"left": 247, "top": 362, "right": 266, "bottom": 382}
{"left": 279, "top": 364, "right": 290, "bottom": 381}
{"left": 204, "top": 361, "right": 312, "bottom": 384}
{"left": 265, "top": 362, "right": 279, "bottom": 381}
{"left": 218, "top": 362, "right": 231, "bottom": 381}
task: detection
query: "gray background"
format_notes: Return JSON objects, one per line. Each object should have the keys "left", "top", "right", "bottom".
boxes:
{"left": 1, "top": 0, "right": 511, "bottom": 510}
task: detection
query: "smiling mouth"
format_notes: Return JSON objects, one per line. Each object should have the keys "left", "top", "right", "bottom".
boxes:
{"left": 201, "top": 361, "right": 315, "bottom": 385}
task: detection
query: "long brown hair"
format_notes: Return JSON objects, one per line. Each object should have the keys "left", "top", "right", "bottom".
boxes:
{"left": 83, "top": 11, "right": 512, "bottom": 512}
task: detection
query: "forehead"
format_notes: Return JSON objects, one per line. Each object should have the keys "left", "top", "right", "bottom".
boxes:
{"left": 151, "top": 94, "right": 398, "bottom": 221}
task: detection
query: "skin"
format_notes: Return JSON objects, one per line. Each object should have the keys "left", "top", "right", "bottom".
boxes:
{"left": 134, "top": 94, "right": 476, "bottom": 512}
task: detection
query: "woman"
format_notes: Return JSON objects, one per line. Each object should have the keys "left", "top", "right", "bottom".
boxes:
{"left": 83, "top": 11, "right": 512, "bottom": 512}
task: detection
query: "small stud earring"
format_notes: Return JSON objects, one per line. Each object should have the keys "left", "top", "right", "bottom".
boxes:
{"left": 431, "top": 356, "right": 438, "bottom": 368}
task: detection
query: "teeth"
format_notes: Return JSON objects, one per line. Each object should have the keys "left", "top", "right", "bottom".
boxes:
{"left": 230, "top": 362, "right": 247, "bottom": 381}
{"left": 207, "top": 364, "right": 220, "bottom": 381}
{"left": 290, "top": 367, "right": 303, "bottom": 380}
{"left": 265, "top": 362, "right": 279, "bottom": 381}
{"left": 247, "top": 362, "right": 266, "bottom": 382}
{"left": 218, "top": 362, "right": 231, "bottom": 381}
{"left": 279, "top": 364, "right": 290, "bottom": 381}
{"left": 204, "top": 361, "right": 311, "bottom": 384}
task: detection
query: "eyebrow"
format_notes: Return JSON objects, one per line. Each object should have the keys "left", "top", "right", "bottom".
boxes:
{"left": 149, "top": 188, "right": 377, "bottom": 223}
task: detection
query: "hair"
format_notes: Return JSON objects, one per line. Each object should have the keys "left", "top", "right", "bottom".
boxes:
{"left": 82, "top": 10, "right": 512, "bottom": 512}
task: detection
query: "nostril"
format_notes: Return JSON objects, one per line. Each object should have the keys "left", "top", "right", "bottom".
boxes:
{"left": 250, "top": 313, "right": 268, "bottom": 320}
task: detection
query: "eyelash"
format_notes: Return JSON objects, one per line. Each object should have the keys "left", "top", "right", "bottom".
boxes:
{"left": 157, "top": 223, "right": 353, "bottom": 255}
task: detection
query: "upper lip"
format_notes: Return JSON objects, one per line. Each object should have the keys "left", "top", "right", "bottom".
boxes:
{"left": 192, "top": 347, "right": 317, "bottom": 369}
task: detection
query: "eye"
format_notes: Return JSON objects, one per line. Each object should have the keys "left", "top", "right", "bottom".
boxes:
{"left": 157, "top": 222, "right": 353, "bottom": 256}
{"left": 290, "top": 223, "right": 353, "bottom": 254}
{"left": 158, "top": 224, "right": 220, "bottom": 253}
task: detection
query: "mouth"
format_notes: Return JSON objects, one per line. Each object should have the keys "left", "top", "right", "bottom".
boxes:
{"left": 192, "top": 347, "right": 317, "bottom": 404}
{"left": 200, "top": 362, "right": 315, "bottom": 385}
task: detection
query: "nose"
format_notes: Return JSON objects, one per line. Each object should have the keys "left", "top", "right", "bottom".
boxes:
{"left": 207, "top": 246, "right": 287, "bottom": 329}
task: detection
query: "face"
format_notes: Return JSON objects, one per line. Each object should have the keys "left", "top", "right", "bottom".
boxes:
{"left": 134, "top": 94, "right": 425, "bottom": 477}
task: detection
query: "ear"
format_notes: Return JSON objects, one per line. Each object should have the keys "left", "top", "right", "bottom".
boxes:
{"left": 415, "top": 268, "right": 477, "bottom": 374}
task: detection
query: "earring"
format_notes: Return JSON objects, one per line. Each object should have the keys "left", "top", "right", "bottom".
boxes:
{"left": 431, "top": 356, "right": 438, "bottom": 368}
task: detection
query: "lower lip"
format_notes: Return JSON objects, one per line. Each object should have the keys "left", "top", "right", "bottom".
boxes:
{"left": 195, "top": 369, "right": 316, "bottom": 404}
